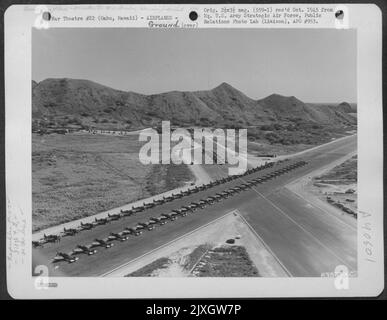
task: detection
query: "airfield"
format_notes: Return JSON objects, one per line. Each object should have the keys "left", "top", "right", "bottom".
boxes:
{"left": 33, "top": 134, "right": 357, "bottom": 277}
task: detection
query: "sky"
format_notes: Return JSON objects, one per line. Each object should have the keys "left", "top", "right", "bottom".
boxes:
{"left": 32, "top": 28, "right": 356, "bottom": 103}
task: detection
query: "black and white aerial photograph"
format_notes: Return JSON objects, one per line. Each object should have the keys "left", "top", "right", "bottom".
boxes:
{"left": 31, "top": 27, "right": 357, "bottom": 278}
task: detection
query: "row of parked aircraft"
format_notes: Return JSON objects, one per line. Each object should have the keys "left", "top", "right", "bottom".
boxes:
{"left": 33, "top": 160, "right": 281, "bottom": 248}
{"left": 51, "top": 160, "right": 307, "bottom": 263}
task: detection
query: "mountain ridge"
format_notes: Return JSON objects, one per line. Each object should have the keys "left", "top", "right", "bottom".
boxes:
{"left": 32, "top": 78, "right": 357, "bottom": 131}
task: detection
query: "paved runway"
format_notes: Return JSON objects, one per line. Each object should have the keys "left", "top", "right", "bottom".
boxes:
{"left": 33, "top": 135, "right": 357, "bottom": 277}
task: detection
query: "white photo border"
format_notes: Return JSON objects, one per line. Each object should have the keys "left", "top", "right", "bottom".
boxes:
{"left": 4, "top": 4, "right": 384, "bottom": 298}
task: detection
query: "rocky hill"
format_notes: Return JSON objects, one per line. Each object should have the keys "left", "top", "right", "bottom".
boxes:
{"left": 32, "top": 78, "right": 356, "bottom": 131}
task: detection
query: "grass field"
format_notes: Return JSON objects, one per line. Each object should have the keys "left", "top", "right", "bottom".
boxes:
{"left": 247, "top": 128, "right": 355, "bottom": 156}
{"left": 32, "top": 133, "right": 194, "bottom": 231}
{"left": 145, "top": 163, "right": 195, "bottom": 196}
{"left": 315, "top": 155, "right": 357, "bottom": 184}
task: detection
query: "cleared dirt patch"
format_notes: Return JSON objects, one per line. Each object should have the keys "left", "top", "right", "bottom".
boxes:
{"left": 193, "top": 245, "right": 260, "bottom": 277}
{"left": 126, "top": 257, "right": 171, "bottom": 277}
{"left": 182, "top": 244, "right": 212, "bottom": 271}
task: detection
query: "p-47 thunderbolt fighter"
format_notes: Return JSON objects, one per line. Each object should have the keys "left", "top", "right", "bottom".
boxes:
{"left": 63, "top": 227, "right": 78, "bottom": 236}
{"left": 107, "top": 213, "right": 121, "bottom": 221}
{"left": 94, "top": 217, "right": 109, "bottom": 225}
{"left": 42, "top": 233, "right": 61, "bottom": 244}
{"left": 80, "top": 222, "right": 94, "bottom": 230}
{"left": 53, "top": 252, "right": 79, "bottom": 263}
{"left": 91, "top": 238, "right": 114, "bottom": 248}
{"left": 108, "top": 232, "right": 129, "bottom": 241}
{"left": 72, "top": 245, "right": 97, "bottom": 255}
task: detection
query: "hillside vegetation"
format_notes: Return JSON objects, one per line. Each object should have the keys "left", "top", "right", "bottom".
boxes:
{"left": 32, "top": 78, "right": 356, "bottom": 134}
